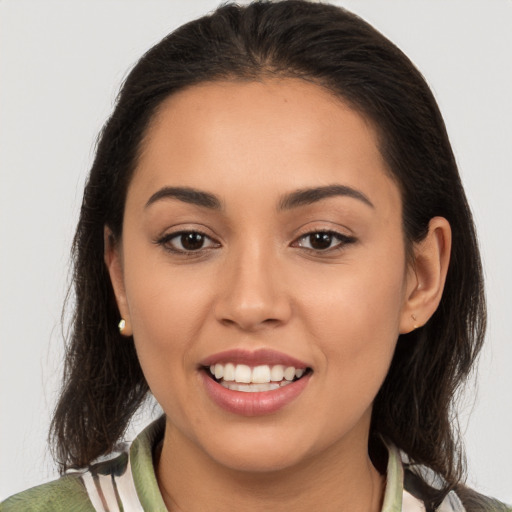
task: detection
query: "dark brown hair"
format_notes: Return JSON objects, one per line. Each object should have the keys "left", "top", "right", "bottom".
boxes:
{"left": 51, "top": 0, "right": 486, "bottom": 504}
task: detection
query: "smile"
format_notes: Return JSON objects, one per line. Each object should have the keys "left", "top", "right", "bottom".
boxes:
{"left": 208, "top": 363, "right": 307, "bottom": 392}
{"left": 199, "top": 350, "right": 313, "bottom": 416}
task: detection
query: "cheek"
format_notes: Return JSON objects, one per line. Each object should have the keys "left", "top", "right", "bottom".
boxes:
{"left": 293, "top": 269, "right": 404, "bottom": 443}
{"left": 298, "top": 250, "right": 406, "bottom": 386}
{"left": 121, "top": 253, "right": 214, "bottom": 393}
{"left": 124, "top": 268, "right": 210, "bottom": 431}
{"left": 300, "top": 254, "right": 405, "bottom": 334}
{"left": 122, "top": 231, "right": 211, "bottom": 334}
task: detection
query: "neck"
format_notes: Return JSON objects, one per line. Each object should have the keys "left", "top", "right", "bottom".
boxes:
{"left": 156, "top": 419, "right": 385, "bottom": 512}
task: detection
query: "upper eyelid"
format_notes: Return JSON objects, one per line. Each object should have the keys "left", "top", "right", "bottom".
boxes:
{"left": 291, "top": 218, "right": 354, "bottom": 235}
{"left": 159, "top": 230, "right": 219, "bottom": 244}
{"left": 294, "top": 230, "right": 354, "bottom": 242}
{"left": 293, "top": 227, "right": 354, "bottom": 240}
{"left": 157, "top": 225, "right": 220, "bottom": 241}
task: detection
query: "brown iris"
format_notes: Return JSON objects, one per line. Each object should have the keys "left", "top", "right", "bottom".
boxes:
{"left": 180, "top": 232, "right": 206, "bottom": 250}
{"left": 308, "top": 232, "right": 334, "bottom": 250}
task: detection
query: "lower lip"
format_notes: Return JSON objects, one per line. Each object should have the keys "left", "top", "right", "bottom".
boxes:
{"left": 200, "top": 371, "right": 311, "bottom": 416}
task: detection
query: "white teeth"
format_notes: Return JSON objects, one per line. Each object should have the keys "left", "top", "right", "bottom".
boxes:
{"left": 223, "top": 363, "right": 235, "bottom": 381}
{"left": 221, "top": 381, "right": 284, "bottom": 392}
{"left": 284, "top": 366, "right": 296, "bottom": 381}
{"left": 270, "top": 365, "right": 284, "bottom": 382}
{"left": 252, "top": 365, "right": 271, "bottom": 383}
{"left": 234, "top": 364, "right": 252, "bottom": 383}
{"left": 208, "top": 363, "right": 307, "bottom": 386}
{"left": 214, "top": 364, "right": 224, "bottom": 380}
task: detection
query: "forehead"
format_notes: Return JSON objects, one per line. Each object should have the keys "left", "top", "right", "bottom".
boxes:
{"left": 131, "top": 78, "right": 399, "bottom": 215}
{"left": 146, "top": 78, "right": 376, "bottom": 160}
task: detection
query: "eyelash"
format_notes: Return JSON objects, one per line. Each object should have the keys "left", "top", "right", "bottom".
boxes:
{"left": 156, "top": 229, "right": 356, "bottom": 256}
{"left": 156, "top": 231, "right": 220, "bottom": 255}
{"left": 292, "top": 230, "right": 356, "bottom": 253}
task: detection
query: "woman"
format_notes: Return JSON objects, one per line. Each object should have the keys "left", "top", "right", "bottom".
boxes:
{"left": 1, "top": 1, "right": 510, "bottom": 511}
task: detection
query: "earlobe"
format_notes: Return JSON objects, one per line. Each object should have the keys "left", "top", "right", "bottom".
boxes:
{"left": 104, "top": 226, "right": 133, "bottom": 336}
{"left": 399, "top": 217, "right": 452, "bottom": 334}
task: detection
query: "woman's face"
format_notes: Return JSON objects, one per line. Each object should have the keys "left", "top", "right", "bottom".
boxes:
{"left": 109, "top": 79, "right": 418, "bottom": 472}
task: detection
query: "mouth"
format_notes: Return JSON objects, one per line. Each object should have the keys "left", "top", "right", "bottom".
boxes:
{"left": 199, "top": 349, "right": 313, "bottom": 415}
{"left": 203, "top": 363, "right": 313, "bottom": 393}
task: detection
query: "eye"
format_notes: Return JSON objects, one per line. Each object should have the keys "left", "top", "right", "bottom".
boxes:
{"left": 157, "top": 231, "right": 220, "bottom": 253}
{"left": 293, "top": 231, "right": 355, "bottom": 251}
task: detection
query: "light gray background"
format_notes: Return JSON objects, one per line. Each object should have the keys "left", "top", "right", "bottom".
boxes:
{"left": 1, "top": 0, "right": 511, "bottom": 503}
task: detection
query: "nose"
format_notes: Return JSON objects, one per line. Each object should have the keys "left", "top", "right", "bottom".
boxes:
{"left": 214, "top": 243, "right": 292, "bottom": 332}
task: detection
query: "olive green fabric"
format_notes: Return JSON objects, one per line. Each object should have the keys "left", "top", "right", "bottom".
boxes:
{"left": 0, "top": 474, "right": 95, "bottom": 512}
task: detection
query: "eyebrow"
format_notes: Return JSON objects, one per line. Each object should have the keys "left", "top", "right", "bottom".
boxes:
{"left": 144, "top": 184, "right": 373, "bottom": 211}
{"left": 145, "top": 186, "right": 222, "bottom": 210}
{"left": 278, "top": 184, "right": 374, "bottom": 210}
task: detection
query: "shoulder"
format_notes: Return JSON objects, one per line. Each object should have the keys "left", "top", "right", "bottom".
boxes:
{"left": 1, "top": 418, "right": 166, "bottom": 512}
{"left": 455, "top": 485, "right": 512, "bottom": 512}
{"left": 403, "top": 463, "right": 511, "bottom": 512}
{"left": 0, "top": 450, "right": 131, "bottom": 512}
{"left": 0, "top": 473, "right": 94, "bottom": 512}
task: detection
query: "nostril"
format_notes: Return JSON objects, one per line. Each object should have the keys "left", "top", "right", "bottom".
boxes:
{"left": 218, "top": 315, "right": 284, "bottom": 331}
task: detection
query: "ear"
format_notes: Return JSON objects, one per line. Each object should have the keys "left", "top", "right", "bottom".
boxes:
{"left": 104, "top": 226, "right": 133, "bottom": 336}
{"left": 399, "top": 217, "right": 452, "bottom": 334}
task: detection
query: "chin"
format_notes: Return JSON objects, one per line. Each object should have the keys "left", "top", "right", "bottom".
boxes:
{"left": 195, "top": 426, "right": 320, "bottom": 474}
{"left": 211, "top": 446, "right": 306, "bottom": 474}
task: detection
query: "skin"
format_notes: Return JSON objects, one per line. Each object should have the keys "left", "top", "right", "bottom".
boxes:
{"left": 105, "top": 79, "right": 451, "bottom": 511}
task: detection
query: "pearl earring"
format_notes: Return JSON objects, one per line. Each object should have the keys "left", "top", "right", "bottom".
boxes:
{"left": 118, "top": 319, "right": 126, "bottom": 333}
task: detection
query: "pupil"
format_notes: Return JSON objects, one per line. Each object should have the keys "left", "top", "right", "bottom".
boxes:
{"left": 310, "top": 233, "right": 332, "bottom": 250}
{"left": 181, "top": 233, "right": 204, "bottom": 250}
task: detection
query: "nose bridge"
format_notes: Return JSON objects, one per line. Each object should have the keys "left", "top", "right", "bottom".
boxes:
{"left": 215, "top": 235, "right": 290, "bottom": 330}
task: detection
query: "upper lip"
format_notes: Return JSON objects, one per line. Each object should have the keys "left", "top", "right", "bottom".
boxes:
{"left": 200, "top": 348, "right": 310, "bottom": 369}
